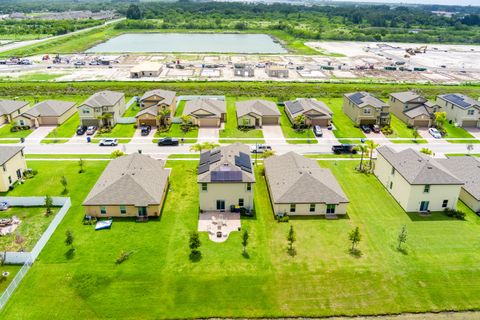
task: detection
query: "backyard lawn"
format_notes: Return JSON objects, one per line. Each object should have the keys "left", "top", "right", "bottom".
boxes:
{"left": 4, "top": 159, "right": 480, "bottom": 318}
{"left": 387, "top": 115, "right": 427, "bottom": 144}
{"left": 0, "top": 265, "right": 21, "bottom": 295}
{"left": 443, "top": 122, "right": 479, "bottom": 144}
{"left": 279, "top": 106, "right": 317, "bottom": 144}
{"left": 323, "top": 98, "right": 365, "bottom": 143}
{"left": 219, "top": 97, "right": 264, "bottom": 144}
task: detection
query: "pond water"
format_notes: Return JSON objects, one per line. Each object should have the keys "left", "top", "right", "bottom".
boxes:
{"left": 85, "top": 33, "right": 287, "bottom": 54}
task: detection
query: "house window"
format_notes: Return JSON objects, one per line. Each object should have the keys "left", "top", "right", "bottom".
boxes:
{"left": 8, "top": 176, "right": 12, "bottom": 184}
{"left": 120, "top": 206, "right": 126, "bottom": 214}
{"left": 468, "top": 109, "right": 475, "bottom": 116}
{"left": 363, "top": 108, "right": 371, "bottom": 115}
{"left": 82, "top": 109, "right": 90, "bottom": 114}
{"left": 100, "top": 206, "right": 107, "bottom": 215}
{"left": 290, "top": 204, "right": 296, "bottom": 213}
{"left": 442, "top": 200, "right": 448, "bottom": 208}
{"left": 246, "top": 183, "right": 251, "bottom": 191}
{"left": 201, "top": 183, "right": 207, "bottom": 191}
{"left": 326, "top": 204, "right": 336, "bottom": 214}
{"left": 309, "top": 204, "right": 316, "bottom": 212}
{"left": 424, "top": 185, "right": 430, "bottom": 193}
{"left": 238, "top": 198, "right": 244, "bottom": 207}
{"left": 389, "top": 181, "right": 393, "bottom": 189}
{"left": 391, "top": 167, "right": 395, "bottom": 175}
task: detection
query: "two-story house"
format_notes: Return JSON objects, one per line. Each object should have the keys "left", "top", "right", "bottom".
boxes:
{"left": 78, "top": 91, "right": 125, "bottom": 127}
{"left": 0, "top": 146, "right": 27, "bottom": 192}
{"left": 375, "top": 146, "right": 463, "bottom": 212}
{"left": 343, "top": 92, "right": 390, "bottom": 126}
{"left": 198, "top": 143, "right": 255, "bottom": 212}
{"left": 436, "top": 93, "right": 480, "bottom": 127}
{"left": 136, "top": 89, "right": 177, "bottom": 127}
{"left": 389, "top": 91, "right": 438, "bottom": 127}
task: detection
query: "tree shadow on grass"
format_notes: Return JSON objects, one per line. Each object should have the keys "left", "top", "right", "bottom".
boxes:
{"left": 287, "top": 247, "right": 297, "bottom": 257}
{"left": 397, "top": 247, "right": 408, "bottom": 255}
{"left": 242, "top": 251, "right": 250, "bottom": 259}
{"left": 189, "top": 251, "right": 202, "bottom": 263}
{"left": 349, "top": 248, "right": 362, "bottom": 258}
{"left": 65, "top": 248, "right": 75, "bottom": 260}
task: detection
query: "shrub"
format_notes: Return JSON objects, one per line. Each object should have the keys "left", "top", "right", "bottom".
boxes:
{"left": 381, "top": 125, "right": 393, "bottom": 135}
{"left": 444, "top": 208, "right": 466, "bottom": 220}
{"left": 116, "top": 250, "right": 131, "bottom": 264}
{"left": 276, "top": 214, "right": 289, "bottom": 223}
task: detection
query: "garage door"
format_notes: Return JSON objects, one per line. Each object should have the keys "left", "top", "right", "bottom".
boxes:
{"left": 40, "top": 117, "right": 59, "bottom": 125}
{"left": 413, "top": 120, "right": 430, "bottom": 127}
{"left": 138, "top": 118, "right": 157, "bottom": 127}
{"left": 310, "top": 118, "right": 329, "bottom": 126}
{"left": 359, "top": 119, "right": 376, "bottom": 125}
{"left": 262, "top": 116, "right": 279, "bottom": 125}
{"left": 81, "top": 119, "right": 100, "bottom": 127}
{"left": 462, "top": 120, "right": 478, "bottom": 128}
{"left": 198, "top": 118, "right": 219, "bottom": 127}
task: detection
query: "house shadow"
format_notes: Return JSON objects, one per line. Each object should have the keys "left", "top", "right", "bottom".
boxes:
{"left": 406, "top": 211, "right": 458, "bottom": 222}
{"left": 287, "top": 213, "right": 351, "bottom": 221}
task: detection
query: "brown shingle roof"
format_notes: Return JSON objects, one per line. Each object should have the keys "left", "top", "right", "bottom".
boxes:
{"left": 236, "top": 99, "right": 280, "bottom": 117}
{"left": 0, "top": 100, "right": 28, "bottom": 116}
{"left": 83, "top": 91, "right": 124, "bottom": 108}
{"left": 140, "top": 89, "right": 176, "bottom": 106}
{"left": 22, "top": 100, "right": 76, "bottom": 117}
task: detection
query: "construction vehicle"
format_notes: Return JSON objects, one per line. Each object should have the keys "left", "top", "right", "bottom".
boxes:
{"left": 405, "top": 48, "right": 416, "bottom": 56}
{"left": 52, "top": 54, "right": 62, "bottom": 64}
{"left": 414, "top": 46, "right": 427, "bottom": 54}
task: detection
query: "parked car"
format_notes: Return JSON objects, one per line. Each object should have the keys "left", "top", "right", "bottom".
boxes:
{"left": 251, "top": 144, "right": 272, "bottom": 154}
{"left": 76, "top": 126, "right": 87, "bottom": 135}
{"left": 99, "top": 138, "right": 118, "bottom": 146}
{"left": 74, "top": 60, "right": 85, "bottom": 66}
{"left": 360, "top": 125, "right": 371, "bottom": 133}
{"left": 86, "top": 126, "right": 97, "bottom": 135}
{"left": 313, "top": 125, "right": 323, "bottom": 137}
{"left": 332, "top": 144, "right": 357, "bottom": 155}
{"left": 158, "top": 137, "right": 179, "bottom": 146}
{"left": 428, "top": 127, "right": 442, "bottom": 139}
{"left": 372, "top": 124, "right": 381, "bottom": 133}
{"left": 140, "top": 125, "right": 151, "bottom": 136}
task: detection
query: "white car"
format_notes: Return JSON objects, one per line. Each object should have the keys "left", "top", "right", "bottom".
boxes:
{"left": 86, "top": 126, "right": 97, "bottom": 135}
{"left": 251, "top": 144, "right": 272, "bottom": 154}
{"left": 99, "top": 138, "right": 118, "bottom": 146}
{"left": 428, "top": 127, "right": 442, "bottom": 139}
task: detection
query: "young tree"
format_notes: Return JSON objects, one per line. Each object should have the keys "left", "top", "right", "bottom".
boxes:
{"left": 189, "top": 231, "right": 201, "bottom": 259}
{"left": 262, "top": 149, "right": 276, "bottom": 159}
{"left": 78, "top": 158, "right": 85, "bottom": 173}
{"left": 354, "top": 144, "right": 368, "bottom": 172}
{"left": 110, "top": 150, "right": 125, "bottom": 159}
{"left": 365, "top": 140, "right": 379, "bottom": 171}
{"left": 293, "top": 115, "right": 305, "bottom": 130}
{"left": 65, "top": 230, "right": 74, "bottom": 249}
{"left": 412, "top": 127, "right": 420, "bottom": 142}
{"left": 397, "top": 225, "right": 407, "bottom": 251}
{"left": 420, "top": 147, "right": 433, "bottom": 156}
{"left": 156, "top": 109, "right": 171, "bottom": 128}
{"left": 60, "top": 175, "right": 68, "bottom": 195}
{"left": 242, "top": 229, "right": 249, "bottom": 254}
{"left": 348, "top": 227, "right": 361, "bottom": 252}
{"left": 287, "top": 225, "right": 296, "bottom": 255}
{"left": 434, "top": 111, "right": 447, "bottom": 130}
{"left": 189, "top": 142, "right": 219, "bottom": 153}
{"left": 45, "top": 195, "right": 53, "bottom": 216}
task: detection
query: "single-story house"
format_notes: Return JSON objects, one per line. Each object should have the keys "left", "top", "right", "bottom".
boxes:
{"left": 130, "top": 62, "right": 162, "bottom": 78}
{"left": 437, "top": 156, "right": 480, "bottom": 213}
{"left": 83, "top": 153, "right": 170, "bottom": 219}
{"left": 389, "top": 91, "right": 438, "bottom": 127}
{"left": 436, "top": 93, "right": 480, "bottom": 127}
{"left": 265, "top": 65, "right": 289, "bottom": 78}
{"left": 136, "top": 89, "right": 177, "bottom": 127}
{"left": 198, "top": 143, "right": 255, "bottom": 212}
{"left": 264, "top": 152, "right": 349, "bottom": 217}
{"left": 78, "top": 90, "right": 125, "bottom": 127}
{"left": 374, "top": 146, "right": 463, "bottom": 212}
{"left": 0, "top": 146, "right": 26, "bottom": 192}
{"left": 343, "top": 92, "right": 391, "bottom": 126}
{"left": 15, "top": 100, "right": 76, "bottom": 128}
{"left": 0, "top": 100, "right": 29, "bottom": 125}
{"left": 284, "top": 98, "right": 333, "bottom": 127}
{"left": 236, "top": 99, "right": 280, "bottom": 127}
{"left": 183, "top": 98, "right": 226, "bottom": 127}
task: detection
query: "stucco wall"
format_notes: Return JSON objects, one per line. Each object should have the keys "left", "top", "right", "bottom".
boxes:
{"left": 437, "top": 97, "right": 480, "bottom": 127}
{"left": 84, "top": 204, "right": 162, "bottom": 217}
{"left": 0, "top": 151, "right": 27, "bottom": 192}
{"left": 272, "top": 202, "right": 348, "bottom": 216}
{"left": 199, "top": 182, "right": 254, "bottom": 211}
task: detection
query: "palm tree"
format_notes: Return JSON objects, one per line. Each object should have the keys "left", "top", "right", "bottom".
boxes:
{"left": 189, "top": 142, "right": 219, "bottom": 153}
{"left": 156, "top": 108, "right": 171, "bottom": 128}
{"left": 412, "top": 127, "right": 419, "bottom": 143}
{"left": 365, "top": 140, "right": 379, "bottom": 171}
{"left": 97, "top": 113, "right": 113, "bottom": 128}
{"left": 354, "top": 144, "right": 368, "bottom": 172}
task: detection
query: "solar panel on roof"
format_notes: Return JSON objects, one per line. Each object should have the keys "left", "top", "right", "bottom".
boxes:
{"left": 199, "top": 151, "right": 211, "bottom": 165}
{"left": 211, "top": 170, "right": 242, "bottom": 182}
{"left": 198, "top": 164, "right": 210, "bottom": 174}
{"left": 349, "top": 92, "right": 365, "bottom": 105}
{"left": 209, "top": 152, "right": 222, "bottom": 164}
{"left": 444, "top": 94, "right": 471, "bottom": 109}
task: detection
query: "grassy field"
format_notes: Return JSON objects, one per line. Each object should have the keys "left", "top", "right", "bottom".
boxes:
{"left": 3, "top": 159, "right": 480, "bottom": 318}
{"left": 219, "top": 97, "right": 265, "bottom": 143}
{"left": 279, "top": 106, "right": 317, "bottom": 144}
{"left": 388, "top": 115, "right": 427, "bottom": 144}
{"left": 0, "top": 206, "right": 57, "bottom": 252}
{"left": 443, "top": 122, "right": 480, "bottom": 144}
{"left": 323, "top": 98, "right": 365, "bottom": 143}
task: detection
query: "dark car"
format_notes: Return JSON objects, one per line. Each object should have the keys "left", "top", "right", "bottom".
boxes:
{"left": 313, "top": 125, "right": 323, "bottom": 137}
{"left": 76, "top": 126, "right": 87, "bottom": 135}
{"left": 140, "top": 125, "right": 151, "bottom": 136}
{"left": 360, "top": 125, "right": 371, "bottom": 133}
{"left": 332, "top": 144, "right": 357, "bottom": 155}
{"left": 158, "top": 137, "right": 179, "bottom": 146}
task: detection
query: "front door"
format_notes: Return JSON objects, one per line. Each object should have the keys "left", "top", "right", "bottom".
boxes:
{"left": 216, "top": 200, "right": 225, "bottom": 211}
{"left": 138, "top": 207, "right": 147, "bottom": 217}
{"left": 419, "top": 201, "right": 429, "bottom": 212}
{"left": 16, "top": 169, "right": 22, "bottom": 179}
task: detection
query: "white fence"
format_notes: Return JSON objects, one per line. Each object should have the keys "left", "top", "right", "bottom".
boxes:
{"left": 117, "top": 117, "right": 136, "bottom": 124}
{"left": 0, "top": 197, "right": 71, "bottom": 310}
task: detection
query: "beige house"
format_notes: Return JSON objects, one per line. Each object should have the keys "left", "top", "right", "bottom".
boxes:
{"left": 437, "top": 156, "right": 480, "bottom": 213}
{"left": 136, "top": 89, "right": 177, "bottom": 127}
{"left": 389, "top": 91, "right": 438, "bottom": 127}
{"left": 285, "top": 98, "right": 333, "bottom": 127}
{"left": 343, "top": 92, "right": 391, "bottom": 126}
{"left": 83, "top": 153, "right": 170, "bottom": 219}
{"left": 198, "top": 143, "right": 255, "bottom": 212}
{"left": 0, "top": 100, "right": 29, "bottom": 126}
{"left": 183, "top": 98, "right": 226, "bottom": 127}
{"left": 265, "top": 65, "right": 289, "bottom": 78}
{"left": 236, "top": 99, "right": 280, "bottom": 127}
{"left": 436, "top": 93, "right": 480, "bottom": 127}
{"left": 78, "top": 91, "right": 125, "bottom": 127}
{"left": 15, "top": 100, "right": 76, "bottom": 128}
{"left": 0, "top": 146, "right": 27, "bottom": 192}
{"left": 233, "top": 64, "right": 254, "bottom": 77}
{"left": 130, "top": 62, "right": 162, "bottom": 78}
{"left": 264, "top": 152, "right": 349, "bottom": 217}
{"left": 375, "top": 146, "right": 463, "bottom": 212}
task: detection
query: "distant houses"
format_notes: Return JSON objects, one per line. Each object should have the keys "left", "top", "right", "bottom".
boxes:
{"left": 343, "top": 92, "right": 390, "bottom": 126}
{"left": 0, "top": 146, "right": 26, "bottom": 192}
{"left": 15, "top": 100, "right": 76, "bottom": 128}
{"left": 437, "top": 93, "right": 480, "bottom": 128}
{"left": 183, "top": 98, "right": 226, "bottom": 127}
{"left": 265, "top": 65, "right": 289, "bottom": 78}
{"left": 78, "top": 90, "right": 125, "bottom": 127}
{"left": 285, "top": 98, "right": 333, "bottom": 127}
{"left": 236, "top": 99, "right": 280, "bottom": 127}
{"left": 130, "top": 62, "right": 163, "bottom": 79}
{"left": 389, "top": 91, "right": 438, "bottom": 128}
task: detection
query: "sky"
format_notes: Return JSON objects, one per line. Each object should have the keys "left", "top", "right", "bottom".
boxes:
{"left": 333, "top": 0, "right": 479, "bottom": 5}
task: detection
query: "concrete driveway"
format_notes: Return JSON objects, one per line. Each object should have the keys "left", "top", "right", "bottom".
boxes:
{"left": 198, "top": 127, "right": 219, "bottom": 143}
{"left": 25, "top": 126, "right": 56, "bottom": 144}
{"left": 316, "top": 128, "right": 338, "bottom": 144}
{"left": 262, "top": 125, "right": 285, "bottom": 145}
{"left": 418, "top": 128, "right": 448, "bottom": 144}
{"left": 130, "top": 128, "right": 157, "bottom": 144}
{"left": 466, "top": 128, "right": 480, "bottom": 140}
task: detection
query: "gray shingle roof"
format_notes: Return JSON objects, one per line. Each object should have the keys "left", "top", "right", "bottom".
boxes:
{"left": 404, "top": 105, "right": 433, "bottom": 119}
{"left": 136, "top": 105, "right": 158, "bottom": 118}
{"left": 183, "top": 98, "right": 226, "bottom": 118}
{"left": 345, "top": 92, "right": 388, "bottom": 109}
{"left": 438, "top": 93, "right": 480, "bottom": 109}
{"left": 197, "top": 143, "right": 255, "bottom": 183}
{"left": 236, "top": 99, "right": 280, "bottom": 118}
{"left": 285, "top": 98, "right": 333, "bottom": 118}
{"left": 437, "top": 156, "right": 480, "bottom": 201}
{"left": 140, "top": 89, "right": 176, "bottom": 106}
{"left": 22, "top": 100, "right": 76, "bottom": 117}
{"left": 0, "top": 146, "right": 23, "bottom": 166}
{"left": 83, "top": 153, "right": 170, "bottom": 207}
{"left": 264, "top": 152, "right": 348, "bottom": 204}
{"left": 390, "top": 91, "right": 426, "bottom": 103}
{"left": 377, "top": 146, "right": 463, "bottom": 185}
{"left": 83, "top": 91, "right": 124, "bottom": 108}
{"left": 0, "top": 100, "right": 28, "bottom": 116}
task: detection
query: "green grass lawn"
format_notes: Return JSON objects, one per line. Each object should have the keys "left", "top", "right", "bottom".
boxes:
{"left": 42, "top": 114, "right": 80, "bottom": 144}
{"left": 323, "top": 98, "right": 365, "bottom": 144}
{"left": 0, "top": 265, "right": 22, "bottom": 295}
{"left": 443, "top": 122, "right": 480, "bottom": 144}
{"left": 279, "top": 106, "right": 317, "bottom": 144}
{"left": 0, "top": 124, "right": 32, "bottom": 142}
{"left": 94, "top": 124, "right": 136, "bottom": 143}
{"left": 25, "top": 154, "right": 112, "bottom": 160}
{"left": 219, "top": 97, "right": 264, "bottom": 143}
{"left": 387, "top": 115, "right": 427, "bottom": 144}
{"left": 154, "top": 124, "right": 199, "bottom": 143}
{"left": 4, "top": 159, "right": 480, "bottom": 318}
{"left": 0, "top": 206, "right": 57, "bottom": 251}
